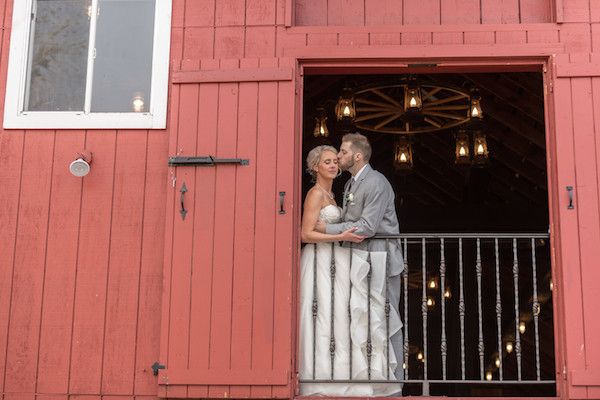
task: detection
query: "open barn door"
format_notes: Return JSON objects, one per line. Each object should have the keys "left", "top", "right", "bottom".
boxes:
{"left": 157, "top": 58, "right": 297, "bottom": 398}
{"left": 549, "top": 54, "right": 600, "bottom": 400}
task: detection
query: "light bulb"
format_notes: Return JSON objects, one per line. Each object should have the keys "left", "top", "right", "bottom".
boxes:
{"left": 550, "top": 280, "right": 553, "bottom": 291}
{"left": 343, "top": 105, "right": 350, "bottom": 116}
{"left": 519, "top": 321, "right": 526, "bottom": 334}
{"left": 444, "top": 288, "right": 451, "bottom": 298}
{"left": 506, "top": 342, "right": 513, "bottom": 353}
{"left": 426, "top": 297, "right": 434, "bottom": 307}
{"left": 477, "top": 144, "right": 485, "bottom": 154}
{"left": 320, "top": 126, "right": 325, "bottom": 134}
{"left": 472, "top": 107, "right": 479, "bottom": 117}
{"left": 417, "top": 352, "right": 423, "bottom": 361}
{"left": 409, "top": 97, "right": 417, "bottom": 107}
{"left": 400, "top": 152, "right": 407, "bottom": 162}
{"left": 429, "top": 279, "right": 437, "bottom": 289}
{"left": 403, "top": 362, "right": 407, "bottom": 369}
{"left": 459, "top": 146, "right": 467, "bottom": 156}
{"left": 486, "top": 371, "right": 493, "bottom": 381}
{"left": 495, "top": 358, "right": 500, "bottom": 368}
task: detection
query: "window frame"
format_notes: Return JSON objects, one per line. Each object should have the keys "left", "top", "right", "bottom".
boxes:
{"left": 3, "top": 0, "right": 172, "bottom": 129}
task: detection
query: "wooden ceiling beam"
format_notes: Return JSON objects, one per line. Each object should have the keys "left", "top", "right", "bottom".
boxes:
{"left": 486, "top": 127, "right": 547, "bottom": 171}
{"left": 488, "top": 138, "right": 548, "bottom": 190}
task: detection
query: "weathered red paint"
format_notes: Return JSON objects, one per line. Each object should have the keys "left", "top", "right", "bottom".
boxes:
{"left": 1, "top": 0, "right": 600, "bottom": 399}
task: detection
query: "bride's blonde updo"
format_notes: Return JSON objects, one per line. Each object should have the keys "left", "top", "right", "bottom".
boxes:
{"left": 306, "top": 145, "right": 338, "bottom": 179}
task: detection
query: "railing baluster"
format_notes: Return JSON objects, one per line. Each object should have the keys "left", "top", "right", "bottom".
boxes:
{"left": 312, "top": 243, "right": 318, "bottom": 380}
{"left": 495, "top": 238, "right": 503, "bottom": 380}
{"left": 330, "top": 243, "right": 336, "bottom": 379}
{"left": 513, "top": 238, "right": 522, "bottom": 380}
{"left": 421, "top": 238, "right": 429, "bottom": 395}
{"left": 385, "top": 239, "right": 391, "bottom": 380}
{"left": 476, "top": 238, "right": 484, "bottom": 380}
{"left": 440, "top": 238, "right": 447, "bottom": 380}
{"left": 403, "top": 238, "right": 409, "bottom": 377}
{"left": 459, "top": 238, "right": 466, "bottom": 380}
{"left": 531, "top": 238, "right": 541, "bottom": 381}
{"left": 367, "top": 251, "right": 372, "bottom": 380}
{"left": 348, "top": 243, "right": 353, "bottom": 380}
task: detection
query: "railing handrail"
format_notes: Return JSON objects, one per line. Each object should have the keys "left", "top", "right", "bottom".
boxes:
{"left": 370, "top": 232, "right": 550, "bottom": 239}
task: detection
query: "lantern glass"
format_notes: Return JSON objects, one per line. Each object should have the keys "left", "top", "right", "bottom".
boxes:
{"left": 473, "top": 131, "right": 489, "bottom": 164}
{"left": 455, "top": 131, "right": 470, "bottom": 165}
{"left": 404, "top": 83, "right": 422, "bottom": 111}
{"left": 335, "top": 88, "right": 356, "bottom": 121}
{"left": 394, "top": 138, "right": 413, "bottom": 170}
{"left": 469, "top": 94, "right": 483, "bottom": 119}
{"left": 313, "top": 108, "right": 329, "bottom": 137}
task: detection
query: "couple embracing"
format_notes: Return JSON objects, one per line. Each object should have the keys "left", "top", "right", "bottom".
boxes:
{"left": 299, "top": 133, "right": 404, "bottom": 396}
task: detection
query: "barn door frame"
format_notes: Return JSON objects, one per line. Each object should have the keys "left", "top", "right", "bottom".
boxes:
{"left": 292, "top": 49, "right": 566, "bottom": 398}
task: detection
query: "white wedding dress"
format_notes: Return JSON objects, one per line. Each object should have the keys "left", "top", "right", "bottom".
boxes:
{"left": 298, "top": 205, "right": 402, "bottom": 396}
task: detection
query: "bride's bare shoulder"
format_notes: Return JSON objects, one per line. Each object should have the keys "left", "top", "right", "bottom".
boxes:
{"left": 304, "top": 186, "right": 324, "bottom": 209}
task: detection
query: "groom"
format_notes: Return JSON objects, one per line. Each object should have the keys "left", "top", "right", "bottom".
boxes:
{"left": 316, "top": 133, "right": 404, "bottom": 385}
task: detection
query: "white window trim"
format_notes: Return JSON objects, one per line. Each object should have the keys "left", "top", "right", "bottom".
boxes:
{"left": 3, "top": 0, "right": 172, "bottom": 129}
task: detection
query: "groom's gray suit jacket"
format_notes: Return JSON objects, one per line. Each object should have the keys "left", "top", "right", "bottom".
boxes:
{"left": 325, "top": 164, "right": 404, "bottom": 276}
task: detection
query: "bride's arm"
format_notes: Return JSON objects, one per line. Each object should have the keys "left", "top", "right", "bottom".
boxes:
{"left": 301, "top": 189, "right": 363, "bottom": 244}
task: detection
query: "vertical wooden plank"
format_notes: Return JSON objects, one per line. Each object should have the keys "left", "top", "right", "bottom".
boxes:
{"left": 4, "top": 131, "right": 54, "bottom": 394}
{"left": 186, "top": 59, "right": 220, "bottom": 400}
{"left": 579, "top": 77, "right": 600, "bottom": 384}
{"left": 246, "top": 0, "right": 276, "bottom": 25}
{"left": 214, "top": 27, "right": 245, "bottom": 59}
{"left": 184, "top": 0, "right": 215, "bottom": 26}
{"left": 561, "top": 0, "right": 590, "bottom": 22}
{"left": 215, "top": 0, "right": 246, "bottom": 26}
{"left": 0, "top": 131, "right": 25, "bottom": 395}
{"left": 207, "top": 59, "right": 240, "bottom": 399}
{"left": 245, "top": 27, "right": 277, "bottom": 58}
{"left": 560, "top": 23, "right": 592, "bottom": 53}
{"left": 272, "top": 70, "right": 295, "bottom": 400}
{"left": 101, "top": 131, "right": 148, "bottom": 395}
{"left": 364, "top": 0, "right": 403, "bottom": 25}
{"left": 327, "top": 0, "right": 365, "bottom": 26}
{"left": 592, "top": 24, "right": 600, "bottom": 53}
{"left": 519, "top": 0, "right": 552, "bottom": 22}
{"left": 183, "top": 27, "right": 215, "bottom": 59}
{"left": 36, "top": 131, "right": 85, "bottom": 394}
{"left": 228, "top": 58, "right": 260, "bottom": 400}
{"left": 481, "top": 0, "right": 520, "bottom": 23}
{"left": 404, "top": 0, "right": 440, "bottom": 24}
{"left": 592, "top": 2, "right": 600, "bottom": 22}
{"left": 249, "top": 61, "right": 279, "bottom": 399}
{"left": 294, "top": 0, "right": 327, "bottom": 26}
{"left": 69, "top": 130, "right": 117, "bottom": 394}
{"left": 440, "top": 0, "right": 480, "bottom": 24}
{"left": 134, "top": 130, "right": 168, "bottom": 395}
{"left": 171, "top": 0, "right": 185, "bottom": 27}
{"left": 552, "top": 77, "right": 587, "bottom": 400}
{"left": 166, "top": 59, "right": 200, "bottom": 399}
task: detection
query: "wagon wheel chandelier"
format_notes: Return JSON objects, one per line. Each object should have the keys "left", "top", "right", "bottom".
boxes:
{"left": 313, "top": 77, "right": 488, "bottom": 169}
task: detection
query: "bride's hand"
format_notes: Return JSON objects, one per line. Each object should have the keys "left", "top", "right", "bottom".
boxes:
{"left": 341, "top": 227, "right": 365, "bottom": 243}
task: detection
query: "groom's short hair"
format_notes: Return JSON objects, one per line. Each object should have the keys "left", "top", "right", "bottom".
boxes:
{"left": 342, "top": 133, "right": 372, "bottom": 162}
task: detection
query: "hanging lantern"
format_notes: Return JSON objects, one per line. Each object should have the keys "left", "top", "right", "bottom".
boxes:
{"left": 404, "top": 77, "right": 423, "bottom": 113}
{"left": 455, "top": 129, "right": 470, "bottom": 165}
{"left": 469, "top": 90, "right": 483, "bottom": 120}
{"left": 312, "top": 107, "right": 329, "bottom": 137}
{"left": 394, "top": 136, "right": 413, "bottom": 171}
{"left": 473, "top": 130, "right": 489, "bottom": 164}
{"left": 335, "top": 87, "right": 356, "bottom": 121}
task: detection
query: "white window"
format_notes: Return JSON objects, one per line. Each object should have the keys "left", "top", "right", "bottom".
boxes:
{"left": 4, "top": 0, "right": 171, "bottom": 129}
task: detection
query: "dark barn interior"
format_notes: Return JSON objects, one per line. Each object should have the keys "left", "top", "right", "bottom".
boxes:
{"left": 301, "top": 72, "right": 555, "bottom": 397}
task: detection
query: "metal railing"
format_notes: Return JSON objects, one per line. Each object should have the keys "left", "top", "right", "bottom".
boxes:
{"left": 300, "top": 233, "right": 555, "bottom": 397}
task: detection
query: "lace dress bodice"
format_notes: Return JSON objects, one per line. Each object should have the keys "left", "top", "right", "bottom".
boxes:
{"left": 319, "top": 204, "right": 342, "bottom": 224}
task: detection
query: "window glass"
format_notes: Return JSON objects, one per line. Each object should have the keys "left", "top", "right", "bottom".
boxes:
{"left": 90, "top": 0, "right": 155, "bottom": 112}
{"left": 25, "top": 0, "right": 90, "bottom": 111}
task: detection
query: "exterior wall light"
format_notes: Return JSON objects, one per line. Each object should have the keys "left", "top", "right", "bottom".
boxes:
{"left": 69, "top": 151, "right": 92, "bottom": 177}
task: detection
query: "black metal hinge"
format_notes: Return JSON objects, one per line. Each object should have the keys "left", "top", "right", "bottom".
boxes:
{"left": 151, "top": 361, "right": 166, "bottom": 376}
{"left": 168, "top": 156, "right": 249, "bottom": 166}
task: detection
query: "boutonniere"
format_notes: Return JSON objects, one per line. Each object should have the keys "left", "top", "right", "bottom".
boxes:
{"left": 345, "top": 192, "right": 355, "bottom": 205}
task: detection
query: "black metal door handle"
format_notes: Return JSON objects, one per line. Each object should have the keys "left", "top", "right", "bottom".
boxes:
{"left": 180, "top": 182, "right": 188, "bottom": 220}
{"left": 567, "top": 186, "right": 574, "bottom": 209}
{"left": 279, "top": 191, "right": 286, "bottom": 215}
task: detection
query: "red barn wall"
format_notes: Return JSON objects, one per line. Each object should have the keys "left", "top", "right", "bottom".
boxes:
{"left": 0, "top": 0, "right": 599, "bottom": 399}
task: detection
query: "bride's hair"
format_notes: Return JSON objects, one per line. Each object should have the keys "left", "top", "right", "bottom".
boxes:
{"left": 306, "top": 145, "right": 338, "bottom": 180}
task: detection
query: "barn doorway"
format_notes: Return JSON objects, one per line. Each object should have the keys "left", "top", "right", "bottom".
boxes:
{"left": 299, "top": 70, "right": 555, "bottom": 397}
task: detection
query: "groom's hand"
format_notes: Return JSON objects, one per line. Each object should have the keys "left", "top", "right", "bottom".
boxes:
{"left": 315, "top": 219, "right": 326, "bottom": 233}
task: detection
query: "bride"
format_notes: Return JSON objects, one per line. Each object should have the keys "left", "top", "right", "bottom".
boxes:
{"left": 298, "top": 145, "right": 402, "bottom": 396}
